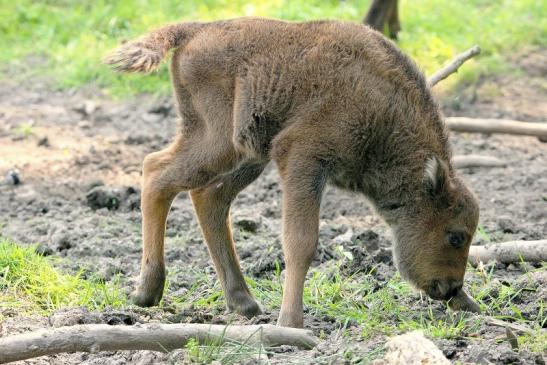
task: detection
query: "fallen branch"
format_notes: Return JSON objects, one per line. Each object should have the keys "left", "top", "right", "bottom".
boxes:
{"left": 482, "top": 317, "right": 536, "bottom": 335}
{"left": 453, "top": 155, "right": 507, "bottom": 168}
{"left": 446, "top": 117, "right": 547, "bottom": 138}
{"left": 0, "top": 323, "right": 318, "bottom": 364}
{"left": 428, "top": 45, "right": 481, "bottom": 87}
{"left": 468, "top": 240, "right": 547, "bottom": 265}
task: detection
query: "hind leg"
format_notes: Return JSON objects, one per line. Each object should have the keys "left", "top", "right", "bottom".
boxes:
{"left": 132, "top": 134, "right": 215, "bottom": 307}
{"left": 190, "top": 161, "right": 266, "bottom": 317}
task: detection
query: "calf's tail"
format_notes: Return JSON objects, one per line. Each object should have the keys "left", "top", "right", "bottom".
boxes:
{"left": 104, "top": 22, "right": 204, "bottom": 73}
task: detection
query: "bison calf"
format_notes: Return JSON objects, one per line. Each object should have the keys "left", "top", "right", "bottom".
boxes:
{"left": 106, "top": 18, "right": 479, "bottom": 328}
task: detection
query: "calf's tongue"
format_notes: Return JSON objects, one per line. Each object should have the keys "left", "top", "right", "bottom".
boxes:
{"left": 448, "top": 289, "right": 481, "bottom": 313}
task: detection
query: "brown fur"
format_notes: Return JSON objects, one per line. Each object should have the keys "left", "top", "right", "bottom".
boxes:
{"left": 105, "top": 17, "right": 479, "bottom": 328}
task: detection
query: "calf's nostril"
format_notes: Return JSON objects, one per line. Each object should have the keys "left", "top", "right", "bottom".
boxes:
{"left": 426, "top": 280, "right": 447, "bottom": 300}
{"left": 427, "top": 280, "right": 463, "bottom": 300}
{"left": 446, "top": 281, "right": 463, "bottom": 300}
{"left": 448, "top": 286, "right": 459, "bottom": 299}
{"left": 431, "top": 280, "right": 441, "bottom": 297}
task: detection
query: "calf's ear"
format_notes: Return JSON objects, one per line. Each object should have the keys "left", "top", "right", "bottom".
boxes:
{"left": 424, "top": 155, "right": 450, "bottom": 198}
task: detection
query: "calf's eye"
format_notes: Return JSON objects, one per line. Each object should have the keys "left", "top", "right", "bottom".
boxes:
{"left": 448, "top": 232, "right": 466, "bottom": 248}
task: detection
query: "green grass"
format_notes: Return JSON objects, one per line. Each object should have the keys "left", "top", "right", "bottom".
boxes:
{"left": 0, "top": 238, "right": 126, "bottom": 315}
{"left": 1, "top": 0, "right": 545, "bottom": 96}
{"left": 1, "top": 234, "right": 545, "bottom": 361}
{"left": 12, "top": 122, "right": 35, "bottom": 140}
{"left": 165, "top": 252, "right": 546, "bottom": 359}
{"left": 183, "top": 330, "right": 270, "bottom": 365}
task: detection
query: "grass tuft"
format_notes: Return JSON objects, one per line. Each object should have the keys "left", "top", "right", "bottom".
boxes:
{"left": 0, "top": 238, "right": 126, "bottom": 315}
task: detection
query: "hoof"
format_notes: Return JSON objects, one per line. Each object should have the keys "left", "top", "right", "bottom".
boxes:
{"left": 237, "top": 300, "right": 263, "bottom": 318}
{"left": 131, "top": 266, "right": 165, "bottom": 307}
{"left": 130, "top": 288, "right": 162, "bottom": 307}
{"left": 227, "top": 291, "right": 263, "bottom": 318}
{"left": 276, "top": 311, "right": 303, "bottom": 328}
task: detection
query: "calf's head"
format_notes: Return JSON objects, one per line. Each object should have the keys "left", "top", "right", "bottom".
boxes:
{"left": 382, "top": 156, "right": 479, "bottom": 301}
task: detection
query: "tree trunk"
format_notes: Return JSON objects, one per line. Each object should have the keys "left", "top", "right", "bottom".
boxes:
{"left": 364, "top": 0, "right": 400, "bottom": 40}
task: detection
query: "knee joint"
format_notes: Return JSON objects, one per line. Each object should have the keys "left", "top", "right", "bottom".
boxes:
{"left": 142, "top": 152, "right": 164, "bottom": 178}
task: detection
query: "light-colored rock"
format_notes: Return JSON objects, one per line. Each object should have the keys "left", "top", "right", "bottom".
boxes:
{"left": 373, "top": 331, "right": 449, "bottom": 365}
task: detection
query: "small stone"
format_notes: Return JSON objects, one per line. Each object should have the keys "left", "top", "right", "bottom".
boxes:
{"left": 37, "top": 136, "right": 50, "bottom": 147}
{"left": 35, "top": 244, "right": 53, "bottom": 256}
{"left": 77, "top": 121, "right": 92, "bottom": 129}
{"left": 74, "top": 100, "right": 98, "bottom": 116}
{"left": 5, "top": 170, "right": 21, "bottom": 185}
{"left": 141, "top": 112, "right": 163, "bottom": 123}
{"left": 84, "top": 101, "right": 98, "bottom": 115}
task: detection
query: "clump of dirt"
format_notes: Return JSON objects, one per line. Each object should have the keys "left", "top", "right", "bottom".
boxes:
{"left": 48, "top": 307, "right": 137, "bottom": 327}
{"left": 86, "top": 183, "right": 140, "bottom": 211}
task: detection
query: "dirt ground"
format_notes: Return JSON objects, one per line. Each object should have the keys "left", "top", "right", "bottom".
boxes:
{"left": 0, "top": 48, "right": 545, "bottom": 364}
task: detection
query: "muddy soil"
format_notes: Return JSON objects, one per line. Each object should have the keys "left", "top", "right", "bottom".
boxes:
{"left": 0, "top": 49, "right": 545, "bottom": 364}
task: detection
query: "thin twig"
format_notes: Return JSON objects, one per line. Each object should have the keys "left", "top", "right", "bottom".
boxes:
{"left": 428, "top": 45, "right": 481, "bottom": 86}
{"left": 482, "top": 317, "right": 536, "bottom": 335}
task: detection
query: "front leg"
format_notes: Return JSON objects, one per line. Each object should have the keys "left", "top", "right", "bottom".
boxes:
{"left": 276, "top": 152, "right": 327, "bottom": 328}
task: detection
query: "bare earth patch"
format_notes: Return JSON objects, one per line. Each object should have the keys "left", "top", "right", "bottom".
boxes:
{"left": 0, "top": 50, "right": 545, "bottom": 364}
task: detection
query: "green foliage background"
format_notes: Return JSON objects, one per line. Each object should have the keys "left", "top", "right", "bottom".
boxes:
{"left": 1, "top": 0, "right": 545, "bottom": 96}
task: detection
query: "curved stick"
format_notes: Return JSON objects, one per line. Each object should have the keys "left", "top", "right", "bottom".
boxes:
{"left": 446, "top": 117, "right": 547, "bottom": 138}
{"left": 0, "top": 323, "right": 318, "bottom": 364}
{"left": 428, "top": 45, "right": 481, "bottom": 86}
